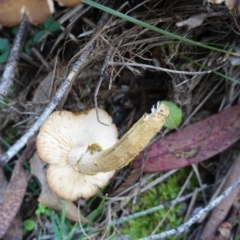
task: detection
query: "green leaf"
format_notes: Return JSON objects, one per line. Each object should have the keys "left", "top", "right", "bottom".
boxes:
{"left": 11, "top": 27, "right": 19, "bottom": 35}
{"left": 0, "top": 45, "right": 10, "bottom": 63}
{"left": 35, "top": 203, "right": 50, "bottom": 215}
{"left": 24, "top": 40, "right": 34, "bottom": 55}
{"left": 48, "top": 21, "right": 61, "bottom": 33}
{"left": 0, "top": 38, "right": 9, "bottom": 51}
{"left": 23, "top": 219, "right": 36, "bottom": 231}
{"left": 44, "top": 16, "right": 54, "bottom": 30}
{"left": 161, "top": 101, "right": 183, "bottom": 129}
{"left": 34, "top": 30, "right": 46, "bottom": 43}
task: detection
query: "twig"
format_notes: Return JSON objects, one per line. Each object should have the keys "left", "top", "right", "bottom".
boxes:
{"left": 181, "top": 79, "right": 224, "bottom": 127}
{"left": 140, "top": 169, "right": 178, "bottom": 193}
{"left": 0, "top": 11, "right": 111, "bottom": 165}
{"left": 151, "top": 171, "right": 195, "bottom": 235}
{"left": 111, "top": 184, "right": 208, "bottom": 226}
{"left": 0, "top": 18, "right": 29, "bottom": 96}
{"left": 138, "top": 178, "right": 240, "bottom": 240}
{"left": 94, "top": 48, "right": 113, "bottom": 126}
{"left": 108, "top": 61, "right": 224, "bottom": 75}
{"left": 192, "top": 164, "right": 207, "bottom": 205}
{"left": 0, "top": 71, "right": 75, "bottom": 165}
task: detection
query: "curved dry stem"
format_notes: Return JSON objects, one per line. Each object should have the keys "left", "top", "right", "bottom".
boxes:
{"left": 76, "top": 103, "right": 169, "bottom": 175}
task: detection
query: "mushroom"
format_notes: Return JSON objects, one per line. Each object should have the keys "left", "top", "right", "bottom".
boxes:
{"left": 55, "top": 0, "right": 82, "bottom": 7}
{"left": 225, "top": 0, "right": 240, "bottom": 9}
{"left": 207, "top": 0, "right": 240, "bottom": 10}
{"left": 0, "top": 0, "right": 54, "bottom": 27}
{"left": 37, "top": 103, "right": 169, "bottom": 201}
{"left": 37, "top": 108, "right": 118, "bottom": 200}
{"left": 0, "top": 0, "right": 82, "bottom": 27}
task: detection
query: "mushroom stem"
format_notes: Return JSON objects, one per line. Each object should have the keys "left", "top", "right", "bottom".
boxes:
{"left": 76, "top": 103, "right": 169, "bottom": 175}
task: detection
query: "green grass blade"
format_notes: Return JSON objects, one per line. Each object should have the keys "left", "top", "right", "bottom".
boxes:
{"left": 180, "top": 54, "right": 240, "bottom": 84}
{"left": 82, "top": 0, "right": 238, "bottom": 56}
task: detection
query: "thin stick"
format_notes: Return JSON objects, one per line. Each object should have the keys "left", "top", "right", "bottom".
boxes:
{"left": 111, "top": 185, "right": 208, "bottom": 226}
{"left": 138, "top": 178, "right": 240, "bottom": 240}
{"left": 151, "top": 171, "right": 194, "bottom": 235}
{"left": 108, "top": 61, "right": 224, "bottom": 75}
{"left": 94, "top": 48, "right": 113, "bottom": 126}
{"left": 0, "top": 18, "right": 29, "bottom": 96}
{"left": 0, "top": 11, "right": 111, "bottom": 165}
{"left": 0, "top": 71, "right": 75, "bottom": 165}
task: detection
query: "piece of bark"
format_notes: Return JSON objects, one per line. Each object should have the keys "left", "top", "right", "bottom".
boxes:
{"left": 133, "top": 104, "right": 240, "bottom": 172}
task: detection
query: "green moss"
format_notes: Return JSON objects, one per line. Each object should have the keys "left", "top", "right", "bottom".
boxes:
{"left": 122, "top": 169, "right": 198, "bottom": 239}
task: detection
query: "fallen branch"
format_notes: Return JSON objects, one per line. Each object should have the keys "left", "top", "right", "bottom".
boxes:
{"left": 108, "top": 61, "right": 225, "bottom": 75}
{"left": 94, "top": 48, "right": 113, "bottom": 125}
{"left": 111, "top": 184, "right": 208, "bottom": 226}
{"left": 138, "top": 177, "right": 240, "bottom": 240}
{"left": 0, "top": 18, "right": 29, "bottom": 96}
{"left": 0, "top": 10, "right": 111, "bottom": 165}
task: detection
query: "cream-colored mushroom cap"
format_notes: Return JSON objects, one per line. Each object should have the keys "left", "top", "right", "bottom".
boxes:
{"left": 55, "top": 0, "right": 82, "bottom": 7}
{"left": 207, "top": 0, "right": 240, "bottom": 9}
{"left": 0, "top": 0, "right": 83, "bottom": 27}
{"left": 0, "top": 0, "right": 54, "bottom": 27}
{"left": 36, "top": 108, "right": 118, "bottom": 200}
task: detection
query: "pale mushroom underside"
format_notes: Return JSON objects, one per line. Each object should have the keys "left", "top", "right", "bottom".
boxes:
{"left": 47, "top": 164, "right": 115, "bottom": 200}
{"left": 37, "top": 109, "right": 118, "bottom": 166}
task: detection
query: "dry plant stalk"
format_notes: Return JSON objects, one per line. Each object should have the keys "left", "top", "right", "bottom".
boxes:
{"left": 76, "top": 103, "right": 169, "bottom": 174}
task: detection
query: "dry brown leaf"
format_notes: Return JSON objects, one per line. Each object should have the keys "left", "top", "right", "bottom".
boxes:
{"left": 176, "top": 13, "right": 209, "bottom": 30}
{"left": 32, "top": 71, "right": 55, "bottom": 104}
{"left": 0, "top": 168, "right": 22, "bottom": 240}
{"left": 2, "top": 213, "right": 22, "bottom": 240}
{"left": 30, "top": 152, "right": 88, "bottom": 222}
{"left": 206, "top": 205, "right": 238, "bottom": 240}
{"left": 176, "top": 12, "right": 224, "bottom": 30}
{"left": 133, "top": 104, "right": 240, "bottom": 172}
{"left": 0, "top": 167, "right": 8, "bottom": 203}
{"left": 0, "top": 162, "right": 28, "bottom": 238}
{"left": 200, "top": 154, "right": 240, "bottom": 239}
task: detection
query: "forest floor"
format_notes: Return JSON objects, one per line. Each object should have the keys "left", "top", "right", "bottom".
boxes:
{"left": 0, "top": 0, "right": 240, "bottom": 239}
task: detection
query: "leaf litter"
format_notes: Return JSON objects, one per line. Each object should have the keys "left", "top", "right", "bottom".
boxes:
{"left": 0, "top": 162, "right": 28, "bottom": 238}
{"left": 30, "top": 152, "right": 88, "bottom": 223}
{"left": 0, "top": 0, "right": 240, "bottom": 239}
